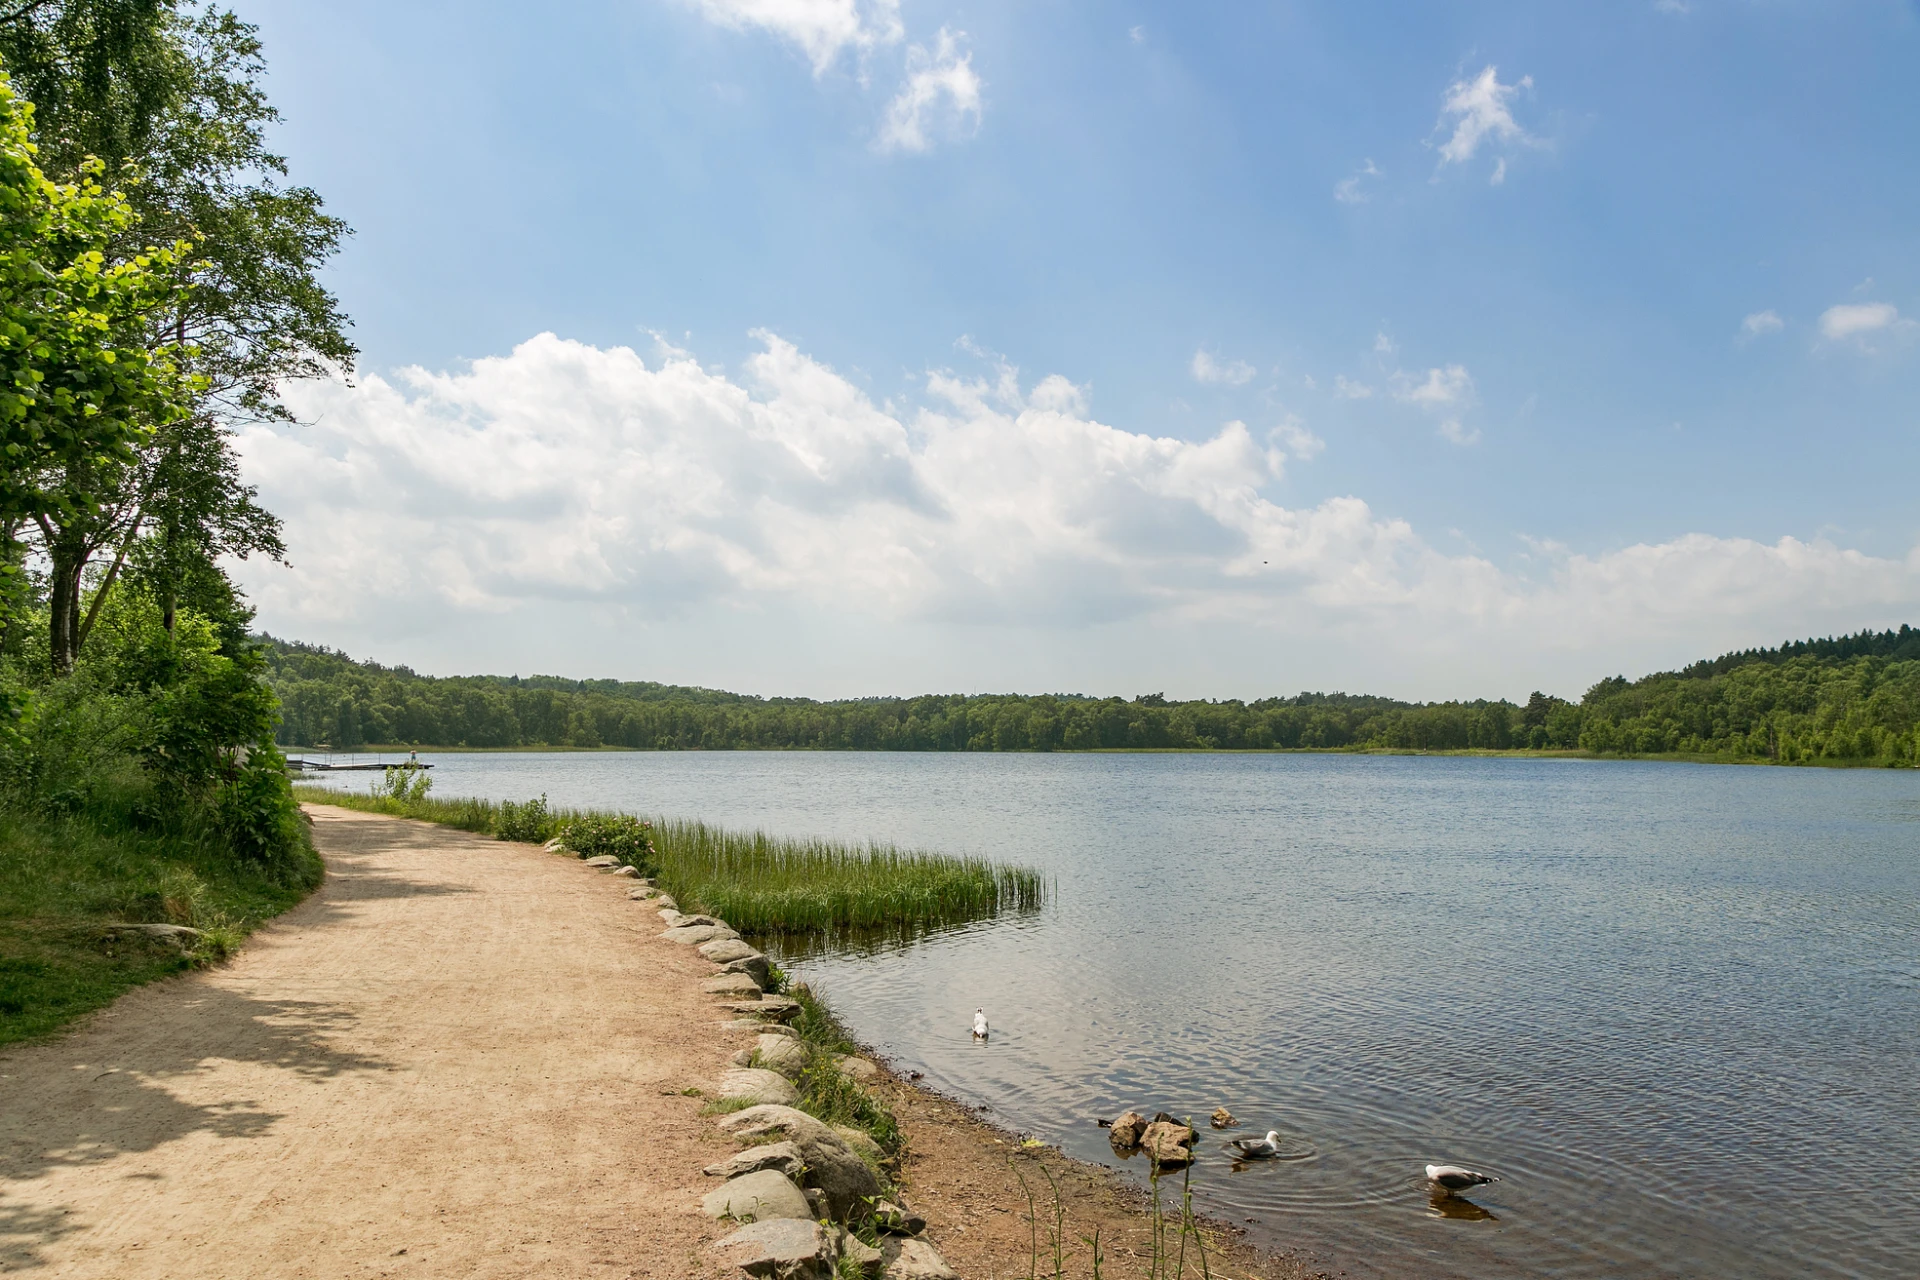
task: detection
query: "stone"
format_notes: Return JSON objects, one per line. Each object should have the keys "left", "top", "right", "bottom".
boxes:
{"left": 803, "top": 1187, "right": 829, "bottom": 1220}
{"left": 756, "top": 1034, "right": 807, "bottom": 1069}
{"left": 1140, "top": 1119, "right": 1198, "bottom": 1167}
{"left": 711, "top": 1219, "right": 838, "bottom": 1280}
{"left": 1107, "top": 1110, "right": 1148, "bottom": 1149}
{"left": 702, "top": 1170, "right": 813, "bottom": 1223}
{"left": 723, "top": 996, "right": 799, "bottom": 1022}
{"left": 725, "top": 1018, "right": 796, "bottom": 1034}
{"left": 104, "top": 923, "right": 203, "bottom": 947}
{"left": 717, "top": 1105, "right": 884, "bottom": 1222}
{"left": 1210, "top": 1107, "right": 1236, "bottom": 1129}
{"left": 881, "top": 1239, "right": 958, "bottom": 1280}
{"left": 723, "top": 954, "right": 773, "bottom": 988}
{"left": 704, "top": 1140, "right": 805, "bottom": 1181}
{"left": 718, "top": 1068, "right": 800, "bottom": 1107}
{"left": 838, "top": 1229, "right": 885, "bottom": 1272}
{"left": 582, "top": 854, "right": 620, "bottom": 868}
{"left": 654, "top": 894, "right": 678, "bottom": 911}
{"left": 705, "top": 972, "right": 766, "bottom": 998}
{"left": 834, "top": 1055, "right": 878, "bottom": 1082}
{"left": 870, "top": 1199, "right": 926, "bottom": 1237}
{"left": 679, "top": 913, "right": 726, "bottom": 927}
{"left": 833, "top": 1126, "right": 883, "bottom": 1167}
{"left": 611, "top": 865, "right": 641, "bottom": 878}
{"left": 628, "top": 887, "right": 656, "bottom": 900}
{"left": 699, "top": 937, "right": 761, "bottom": 964}
{"left": 666, "top": 924, "right": 742, "bottom": 946}
{"left": 659, "top": 909, "right": 687, "bottom": 926}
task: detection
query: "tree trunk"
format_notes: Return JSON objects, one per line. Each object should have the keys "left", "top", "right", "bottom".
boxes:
{"left": 48, "top": 542, "right": 84, "bottom": 673}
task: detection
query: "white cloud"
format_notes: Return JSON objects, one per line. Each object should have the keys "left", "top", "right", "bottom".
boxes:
{"left": 1191, "top": 349, "right": 1256, "bottom": 386}
{"left": 1373, "top": 332, "right": 1397, "bottom": 356}
{"left": 1434, "top": 66, "right": 1538, "bottom": 182}
{"left": 1741, "top": 309, "right": 1784, "bottom": 338}
{"left": 1334, "top": 159, "right": 1382, "bottom": 205}
{"left": 1818, "top": 301, "right": 1903, "bottom": 343}
{"left": 696, "top": 0, "right": 902, "bottom": 74}
{"left": 1395, "top": 364, "right": 1475, "bottom": 408}
{"left": 1129, "top": 25, "right": 1145, "bottom": 44}
{"left": 1437, "top": 419, "right": 1481, "bottom": 447}
{"left": 876, "top": 27, "right": 981, "bottom": 153}
{"left": 1334, "top": 375, "right": 1373, "bottom": 400}
{"left": 236, "top": 331, "right": 1920, "bottom": 697}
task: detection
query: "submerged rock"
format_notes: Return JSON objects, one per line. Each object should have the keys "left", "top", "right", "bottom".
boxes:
{"left": 1210, "top": 1107, "right": 1237, "bottom": 1129}
{"left": 717, "top": 1068, "right": 800, "bottom": 1107}
{"left": 710, "top": 1218, "right": 838, "bottom": 1279}
{"left": 701, "top": 1169, "right": 812, "bottom": 1222}
{"left": 1108, "top": 1110, "right": 1148, "bottom": 1149}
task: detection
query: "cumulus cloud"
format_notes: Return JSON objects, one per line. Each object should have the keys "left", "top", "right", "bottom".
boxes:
{"left": 1741, "top": 309, "right": 1784, "bottom": 338}
{"left": 1334, "top": 159, "right": 1382, "bottom": 205}
{"left": 696, "top": 0, "right": 902, "bottom": 74}
{"left": 1191, "top": 349, "right": 1256, "bottom": 386}
{"left": 1818, "top": 301, "right": 1907, "bottom": 345}
{"left": 1434, "top": 66, "right": 1538, "bottom": 182}
{"left": 1395, "top": 364, "right": 1474, "bottom": 408}
{"left": 877, "top": 28, "right": 981, "bottom": 153}
{"left": 235, "top": 332, "right": 1920, "bottom": 693}
{"left": 1334, "top": 375, "right": 1373, "bottom": 400}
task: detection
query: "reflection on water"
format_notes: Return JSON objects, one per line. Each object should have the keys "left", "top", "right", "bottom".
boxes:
{"left": 309, "top": 752, "right": 1920, "bottom": 1279}
{"left": 1428, "top": 1192, "right": 1498, "bottom": 1222}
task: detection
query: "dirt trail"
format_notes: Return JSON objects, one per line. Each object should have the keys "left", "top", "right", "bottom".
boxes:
{"left": 0, "top": 807, "right": 737, "bottom": 1279}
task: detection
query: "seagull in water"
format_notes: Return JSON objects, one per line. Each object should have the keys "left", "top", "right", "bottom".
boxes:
{"left": 1425, "top": 1164, "right": 1498, "bottom": 1196}
{"left": 1229, "top": 1130, "right": 1282, "bottom": 1160}
{"left": 972, "top": 1008, "right": 989, "bottom": 1039}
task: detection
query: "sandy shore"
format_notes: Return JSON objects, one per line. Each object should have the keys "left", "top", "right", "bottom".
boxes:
{"left": 0, "top": 806, "right": 1320, "bottom": 1279}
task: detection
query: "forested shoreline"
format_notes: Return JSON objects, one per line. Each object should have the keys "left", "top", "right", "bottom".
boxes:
{"left": 263, "top": 625, "right": 1920, "bottom": 767}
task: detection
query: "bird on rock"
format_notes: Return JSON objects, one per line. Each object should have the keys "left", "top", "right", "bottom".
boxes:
{"left": 972, "top": 1008, "right": 989, "bottom": 1039}
{"left": 1425, "top": 1164, "right": 1498, "bottom": 1196}
{"left": 1229, "top": 1130, "right": 1282, "bottom": 1160}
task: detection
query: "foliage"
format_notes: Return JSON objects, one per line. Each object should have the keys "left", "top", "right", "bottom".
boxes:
{"left": 785, "top": 981, "right": 903, "bottom": 1159}
{"left": 258, "top": 628, "right": 1920, "bottom": 767}
{"left": 557, "top": 811, "right": 655, "bottom": 870}
{"left": 494, "top": 792, "right": 552, "bottom": 844}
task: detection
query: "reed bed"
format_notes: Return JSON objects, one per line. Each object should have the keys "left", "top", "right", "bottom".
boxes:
{"left": 293, "top": 783, "right": 1046, "bottom": 941}
{"left": 650, "top": 816, "right": 1046, "bottom": 941}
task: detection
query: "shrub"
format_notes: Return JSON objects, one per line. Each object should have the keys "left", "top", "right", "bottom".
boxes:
{"left": 494, "top": 794, "right": 553, "bottom": 843}
{"left": 557, "top": 812, "right": 656, "bottom": 871}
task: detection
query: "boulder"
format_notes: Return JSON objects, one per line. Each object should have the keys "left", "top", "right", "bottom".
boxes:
{"left": 104, "top": 923, "right": 204, "bottom": 945}
{"left": 582, "top": 855, "right": 621, "bottom": 868}
{"left": 710, "top": 1219, "right": 838, "bottom": 1280}
{"left": 722, "top": 994, "right": 799, "bottom": 1018}
{"left": 679, "top": 913, "right": 726, "bottom": 927}
{"left": 869, "top": 1199, "right": 925, "bottom": 1237}
{"left": 666, "top": 924, "right": 741, "bottom": 946}
{"left": 834, "top": 1055, "right": 878, "bottom": 1082}
{"left": 659, "top": 909, "right": 687, "bottom": 926}
{"left": 833, "top": 1126, "right": 883, "bottom": 1167}
{"left": 699, "top": 937, "right": 762, "bottom": 964}
{"left": 654, "top": 894, "right": 678, "bottom": 911}
{"left": 755, "top": 1034, "right": 807, "bottom": 1069}
{"left": 1140, "top": 1119, "right": 1198, "bottom": 1167}
{"left": 881, "top": 1239, "right": 958, "bottom": 1280}
{"left": 702, "top": 1170, "right": 813, "bottom": 1223}
{"left": 838, "top": 1228, "right": 885, "bottom": 1273}
{"left": 717, "top": 1068, "right": 800, "bottom": 1107}
{"left": 723, "top": 954, "right": 773, "bottom": 988}
{"left": 705, "top": 972, "right": 766, "bottom": 998}
{"left": 1107, "top": 1110, "right": 1148, "bottom": 1149}
{"left": 704, "top": 1140, "right": 805, "bottom": 1181}
{"left": 804, "top": 1187, "right": 830, "bottom": 1220}
{"left": 1210, "top": 1107, "right": 1237, "bottom": 1129}
{"left": 717, "top": 1105, "right": 884, "bottom": 1222}
{"left": 628, "top": 887, "right": 656, "bottom": 900}
{"left": 725, "top": 1018, "right": 796, "bottom": 1035}
{"left": 611, "top": 865, "right": 641, "bottom": 878}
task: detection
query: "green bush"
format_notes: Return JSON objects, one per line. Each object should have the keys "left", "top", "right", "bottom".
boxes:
{"left": 558, "top": 812, "right": 656, "bottom": 870}
{"left": 494, "top": 793, "right": 553, "bottom": 843}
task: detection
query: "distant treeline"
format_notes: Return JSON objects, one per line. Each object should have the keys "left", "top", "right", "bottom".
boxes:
{"left": 258, "top": 626, "right": 1920, "bottom": 766}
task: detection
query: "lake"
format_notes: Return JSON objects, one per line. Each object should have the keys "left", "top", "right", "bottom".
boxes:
{"left": 300, "top": 751, "right": 1920, "bottom": 1278}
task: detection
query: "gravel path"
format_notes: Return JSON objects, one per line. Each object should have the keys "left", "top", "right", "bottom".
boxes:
{"left": 0, "top": 806, "right": 736, "bottom": 1279}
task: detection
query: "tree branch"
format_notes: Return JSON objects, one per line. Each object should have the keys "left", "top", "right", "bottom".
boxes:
{"left": 0, "top": 0, "right": 58, "bottom": 26}
{"left": 74, "top": 505, "right": 144, "bottom": 652}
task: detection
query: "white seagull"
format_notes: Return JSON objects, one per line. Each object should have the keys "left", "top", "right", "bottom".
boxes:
{"left": 1229, "top": 1130, "right": 1282, "bottom": 1160}
{"left": 971, "top": 1008, "right": 989, "bottom": 1039}
{"left": 1425, "top": 1164, "right": 1498, "bottom": 1196}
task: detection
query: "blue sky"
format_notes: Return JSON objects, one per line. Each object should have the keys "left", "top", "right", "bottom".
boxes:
{"left": 232, "top": 0, "right": 1920, "bottom": 700}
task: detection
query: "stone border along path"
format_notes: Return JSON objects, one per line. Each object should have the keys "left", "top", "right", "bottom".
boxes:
{"left": 0, "top": 807, "right": 953, "bottom": 1280}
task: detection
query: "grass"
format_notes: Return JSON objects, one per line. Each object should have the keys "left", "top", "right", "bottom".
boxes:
{"left": 295, "top": 782, "right": 1047, "bottom": 943}
{"left": 0, "top": 802, "right": 324, "bottom": 1047}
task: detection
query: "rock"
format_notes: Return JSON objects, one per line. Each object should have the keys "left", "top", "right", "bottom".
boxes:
{"left": 704, "top": 1140, "right": 805, "bottom": 1181}
{"left": 1141, "top": 1119, "right": 1198, "bottom": 1167}
{"left": 541, "top": 838, "right": 569, "bottom": 853}
{"left": 725, "top": 1018, "right": 796, "bottom": 1035}
{"left": 723, "top": 954, "right": 773, "bottom": 988}
{"left": 718, "top": 1068, "right": 800, "bottom": 1107}
{"left": 834, "top": 1055, "right": 878, "bottom": 1082}
{"left": 666, "top": 924, "right": 742, "bottom": 946}
{"left": 832, "top": 1126, "right": 883, "bottom": 1166}
{"left": 705, "top": 972, "right": 766, "bottom": 998}
{"left": 1108, "top": 1110, "right": 1148, "bottom": 1149}
{"left": 803, "top": 1187, "right": 829, "bottom": 1220}
{"left": 839, "top": 1229, "right": 885, "bottom": 1273}
{"left": 582, "top": 854, "right": 620, "bottom": 868}
{"left": 1210, "top": 1106, "right": 1237, "bottom": 1129}
{"left": 659, "top": 909, "right": 687, "bottom": 926}
{"left": 654, "top": 894, "right": 677, "bottom": 911}
{"left": 711, "top": 1219, "right": 838, "bottom": 1280}
{"left": 755, "top": 1034, "right": 807, "bottom": 1069}
{"left": 881, "top": 1239, "right": 958, "bottom": 1280}
{"left": 869, "top": 1199, "right": 925, "bottom": 1237}
{"left": 717, "top": 1105, "right": 884, "bottom": 1222}
{"left": 678, "top": 913, "right": 725, "bottom": 927}
{"left": 724, "top": 996, "right": 799, "bottom": 1022}
{"left": 702, "top": 1170, "right": 814, "bottom": 1223}
{"left": 700, "top": 937, "right": 762, "bottom": 964}
{"left": 104, "top": 923, "right": 204, "bottom": 944}
{"left": 611, "top": 865, "right": 641, "bottom": 878}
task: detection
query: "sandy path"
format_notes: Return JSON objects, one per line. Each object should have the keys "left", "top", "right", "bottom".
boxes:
{"left": 0, "top": 806, "right": 739, "bottom": 1279}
